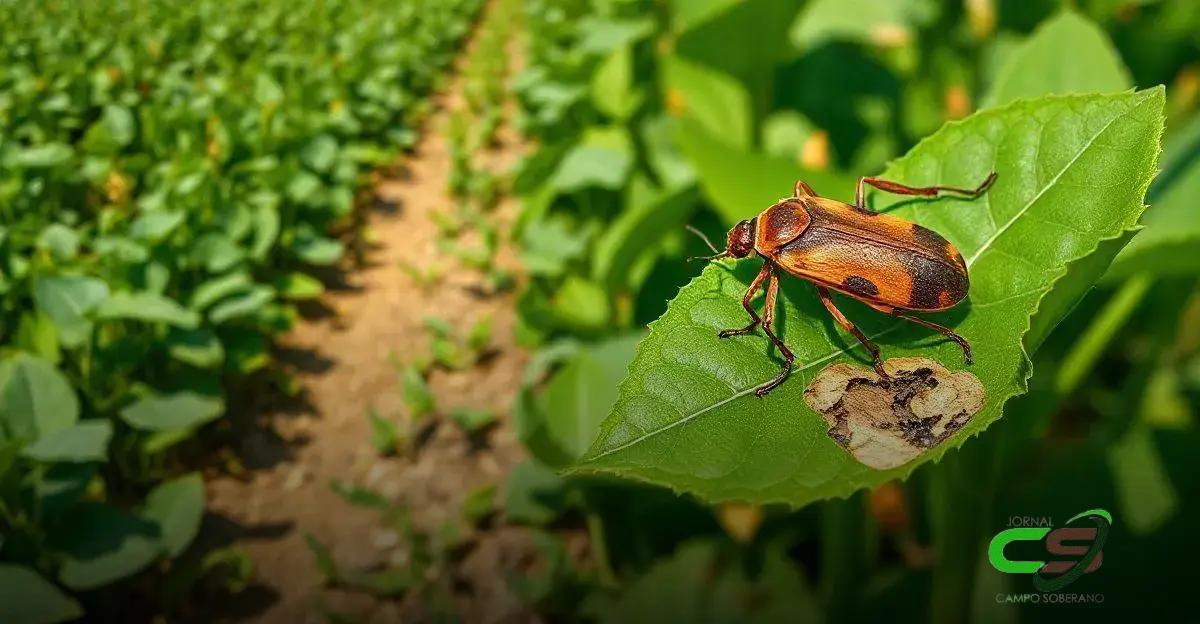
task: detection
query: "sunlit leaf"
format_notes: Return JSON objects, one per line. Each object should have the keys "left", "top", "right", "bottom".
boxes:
{"left": 32, "top": 275, "right": 110, "bottom": 347}
{"left": 97, "top": 292, "right": 200, "bottom": 329}
{"left": 120, "top": 392, "right": 224, "bottom": 432}
{"left": 0, "top": 353, "right": 79, "bottom": 441}
{"left": 21, "top": 421, "right": 111, "bottom": 463}
{"left": 142, "top": 473, "right": 205, "bottom": 557}
{"left": 984, "top": 10, "right": 1131, "bottom": 107}
{"left": 574, "top": 90, "right": 1164, "bottom": 504}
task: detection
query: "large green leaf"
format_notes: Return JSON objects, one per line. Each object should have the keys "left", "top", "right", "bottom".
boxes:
{"left": 978, "top": 8, "right": 1134, "bottom": 350}
{"left": 0, "top": 354, "right": 79, "bottom": 442}
{"left": 984, "top": 10, "right": 1131, "bottom": 107}
{"left": 1106, "top": 114, "right": 1200, "bottom": 279}
{"left": 53, "top": 503, "right": 161, "bottom": 590}
{"left": 661, "top": 55, "right": 752, "bottom": 150}
{"left": 0, "top": 564, "right": 83, "bottom": 624}
{"left": 573, "top": 90, "right": 1164, "bottom": 504}
{"left": 592, "top": 183, "right": 698, "bottom": 292}
{"left": 674, "top": 117, "right": 855, "bottom": 226}
{"left": 32, "top": 275, "right": 110, "bottom": 347}
{"left": 549, "top": 126, "right": 633, "bottom": 192}
{"left": 97, "top": 292, "right": 200, "bottom": 329}
{"left": 789, "top": 0, "right": 935, "bottom": 51}
{"left": 142, "top": 473, "right": 205, "bottom": 557}
{"left": 518, "top": 334, "right": 642, "bottom": 467}
{"left": 21, "top": 421, "right": 112, "bottom": 463}
{"left": 120, "top": 392, "right": 224, "bottom": 432}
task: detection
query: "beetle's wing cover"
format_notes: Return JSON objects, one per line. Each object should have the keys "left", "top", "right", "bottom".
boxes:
{"left": 774, "top": 198, "right": 968, "bottom": 311}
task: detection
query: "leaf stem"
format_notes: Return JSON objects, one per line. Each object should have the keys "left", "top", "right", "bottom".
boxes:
{"left": 1054, "top": 276, "right": 1151, "bottom": 398}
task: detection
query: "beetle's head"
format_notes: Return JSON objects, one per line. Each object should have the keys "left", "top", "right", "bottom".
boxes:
{"left": 684, "top": 220, "right": 755, "bottom": 263}
{"left": 726, "top": 219, "right": 756, "bottom": 258}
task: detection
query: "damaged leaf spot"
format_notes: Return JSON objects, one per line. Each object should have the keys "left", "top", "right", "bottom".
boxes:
{"left": 803, "top": 357, "right": 985, "bottom": 470}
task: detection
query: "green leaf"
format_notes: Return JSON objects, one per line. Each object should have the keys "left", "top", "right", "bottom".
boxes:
{"left": 790, "top": 0, "right": 934, "bottom": 50}
{"left": 190, "top": 272, "right": 252, "bottom": 310}
{"left": 984, "top": 10, "right": 1131, "bottom": 107}
{"left": 166, "top": 328, "right": 225, "bottom": 368}
{"left": 401, "top": 365, "right": 435, "bottom": 419}
{"left": 0, "top": 564, "right": 83, "bottom": 624}
{"left": 668, "top": 0, "right": 741, "bottom": 33}
{"left": 302, "top": 134, "right": 340, "bottom": 172}
{"left": 54, "top": 503, "right": 161, "bottom": 590}
{"left": 593, "top": 542, "right": 821, "bottom": 623}
{"left": 190, "top": 233, "right": 246, "bottom": 273}
{"left": 592, "top": 184, "right": 698, "bottom": 292}
{"left": 12, "top": 143, "right": 73, "bottom": 169}
{"left": 550, "top": 276, "right": 611, "bottom": 333}
{"left": 37, "top": 224, "right": 79, "bottom": 262}
{"left": 21, "top": 421, "right": 111, "bottom": 463}
{"left": 574, "top": 90, "right": 1164, "bottom": 504}
{"left": 1107, "top": 114, "right": 1200, "bottom": 279}
{"left": 293, "top": 235, "right": 344, "bottom": 265}
{"left": 16, "top": 312, "right": 60, "bottom": 363}
{"left": 0, "top": 353, "right": 79, "bottom": 441}
{"left": 674, "top": 117, "right": 855, "bottom": 225}
{"left": 368, "top": 410, "right": 404, "bottom": 456}
{"left": 448, "top": 408, "right": 497, "bottom": 434}
{"left": 97, "top": 292, "right": 200, "bottom": 329}
{"left": 274, "top": 272, "right": 324, "bottom": 300}
{"left": 591, "top": 45, "right": 643, "bottom": 120}
{"left": 503, "top": 461, "right": 568, "bottom": 525}
{"left": 521, "top": 334, "right": 641, "bottom": 467}
{"left": 549, "top": 127, "right": 632, "bottom": 192}
{"left": 33, "top": 275, "right": 110, "bottom": 347}
{"left": 661, "top": 55, "right": 751, "bottom": 150}
{"left": 142, "top": 473, "right": 205, "bottom": 557}
{"left": 207, "top": 286, "right": 274, "bottom": 324}
{"left": 130, "top": 210, "right": 185, "bottom": 242}
{"left": 120, "top": 392, "right": 224, "bottom": 432}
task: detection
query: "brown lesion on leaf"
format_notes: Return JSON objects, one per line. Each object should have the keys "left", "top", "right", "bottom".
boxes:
{"left": 803, "top": 357, "right": 985, "bottom": 470}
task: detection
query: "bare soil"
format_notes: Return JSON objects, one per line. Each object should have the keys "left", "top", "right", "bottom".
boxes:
{"left": 201, "top": 8, "right": 536, "bottom": 621}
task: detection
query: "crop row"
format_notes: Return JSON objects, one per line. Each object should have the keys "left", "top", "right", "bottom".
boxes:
{"left": 0, "top": 0, "right": 483, "bottom": 618}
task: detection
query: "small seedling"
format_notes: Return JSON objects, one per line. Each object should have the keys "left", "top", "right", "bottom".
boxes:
{"left": 448, "top": 407, "right": 497, "bottom": 434}
{"left": 367, "top": 408, "right": 406, "bottom": 456}
{"left": 401, "top": 364, "right": 435, "bottom": 419}
{"left": 467, "top": 314, "right": 493, "bottom": 352}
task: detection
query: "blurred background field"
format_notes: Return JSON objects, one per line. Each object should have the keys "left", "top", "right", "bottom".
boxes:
{"left": 1, "top": 0, "right": 1199, "bottom": 622}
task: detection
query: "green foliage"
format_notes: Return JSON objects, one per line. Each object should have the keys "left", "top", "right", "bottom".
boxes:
{"left": 0, "top": 0, "right": 484, "bottom": 613}
{"left": 575, "top": 90, "right": 1164, "bottom": 503}
{"left": 984, "top": 10, "right": 1132, "bottom": 106}
{"left": 0, "top": 564, "right": 83, "bottom": 624}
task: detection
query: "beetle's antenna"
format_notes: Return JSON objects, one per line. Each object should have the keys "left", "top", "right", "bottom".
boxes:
{"left": 687, "top": 251, "right": 728, "bottom": 262}
{"left": 684, "top": 225, "right": 721, "bottom": 254}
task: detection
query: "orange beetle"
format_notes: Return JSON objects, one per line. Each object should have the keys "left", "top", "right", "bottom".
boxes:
{"left": 693, "top": 172, "right": 996, "bottom": 397}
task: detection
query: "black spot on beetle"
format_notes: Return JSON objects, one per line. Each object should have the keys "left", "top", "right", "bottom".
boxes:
{"left": 904, "top": 254, "right": 962, "bottom": 309}
{"left": 911, "top": 223, "right": 948, "bottom": 249}
{"left": 843, "top": 275, "right": 880, "bottom": 297}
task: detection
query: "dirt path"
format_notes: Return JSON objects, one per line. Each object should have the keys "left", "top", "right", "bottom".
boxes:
{"left": 204, "top": 6, "right": 532, "bottom": 621}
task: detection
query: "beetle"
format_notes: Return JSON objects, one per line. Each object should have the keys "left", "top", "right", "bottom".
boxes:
{"left": 690, "top": 171, "right": 997, "bottom": 397}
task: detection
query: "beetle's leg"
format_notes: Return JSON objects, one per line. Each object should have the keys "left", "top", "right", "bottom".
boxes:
{"left": 817, "top": 286, "right": 887, "bottom": 379}
{"left": 855, "top": 171, "right": 997, "bottom": 212}
{"left": 794, "top": 180, "right": 816, "bottom": 198}
{"left": 754, "top": 267, "right": 795, "bottom": 397}
{"left": 718, "top": 262, "right": 770, "bottom": 338}
{"left": 891, "top": 310, "right": 973, "bottom": 365}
